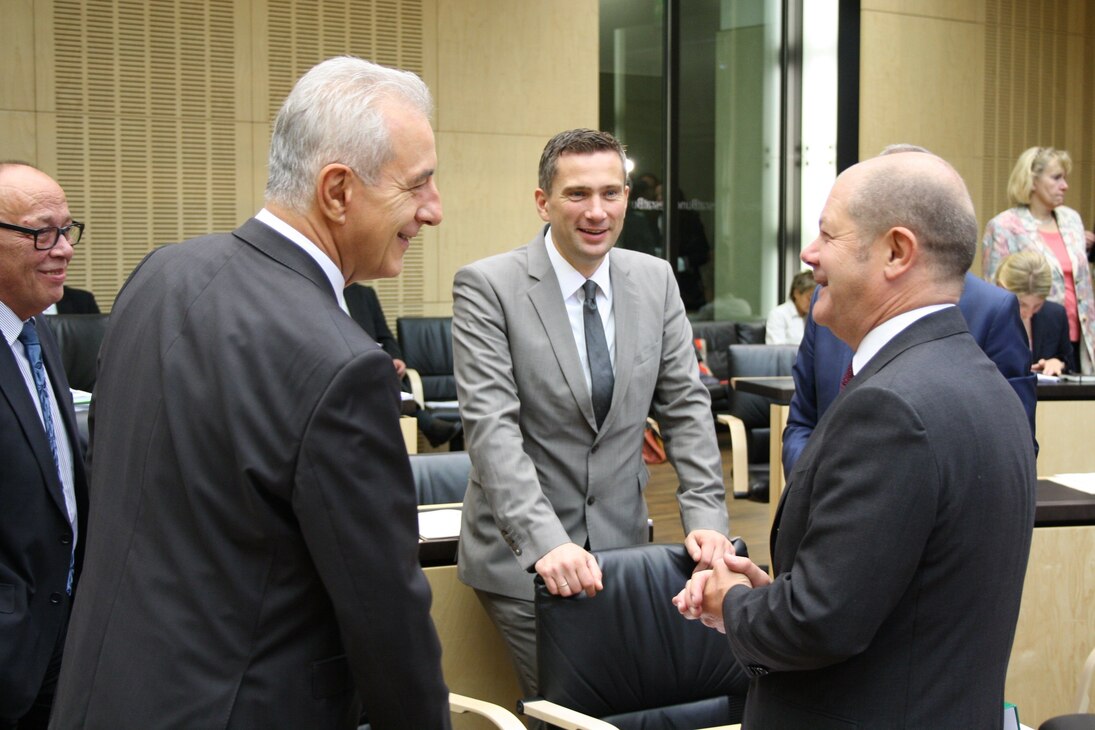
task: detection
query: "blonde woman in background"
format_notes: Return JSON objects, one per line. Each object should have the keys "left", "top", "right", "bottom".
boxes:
{"left": 994, "top": 250, "right": 1075, "bottom": 375}
{"left": 982, "top": 146, "right": 1095, "bottom": 373}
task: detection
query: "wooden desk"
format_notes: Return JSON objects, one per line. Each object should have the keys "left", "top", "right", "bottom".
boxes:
{"left": 1035, "top": 381, "right": 1095, "bottom": 475}
{"left": 730, "top": 376, "right": 794, "bottom": 525}
{"left": 1005, "top": 479, "right": 1095, "bottom": 726}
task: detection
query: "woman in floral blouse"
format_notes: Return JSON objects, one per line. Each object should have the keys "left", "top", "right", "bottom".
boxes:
{"left": 982, "top": 146, "right": 1095, "bottom": 373}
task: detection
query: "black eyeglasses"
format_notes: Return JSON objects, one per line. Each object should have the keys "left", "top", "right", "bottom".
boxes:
{"left": 0, "top": 220, "right": 84, "bottom": 250}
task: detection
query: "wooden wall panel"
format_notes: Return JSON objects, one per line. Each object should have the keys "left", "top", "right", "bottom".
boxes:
{"left": 859, "top": 0, "right": 1094, "bottom": 276}
{"left": 435, "top": 0, "right": 598, "bottom": 137}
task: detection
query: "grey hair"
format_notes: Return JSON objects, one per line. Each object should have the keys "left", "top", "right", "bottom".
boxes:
{"left": 848, "top": 152, "right": 977, "bottom": 281}
{"left": 265, "top": 56, "right": 432, "bottom": 213}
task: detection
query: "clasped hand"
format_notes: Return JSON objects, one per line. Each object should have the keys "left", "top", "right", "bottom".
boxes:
{"left": 672, "top": 553, "right": 771, "bottom": 633}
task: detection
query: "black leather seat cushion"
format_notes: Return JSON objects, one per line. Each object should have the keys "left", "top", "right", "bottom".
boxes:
{"left": 409, "top": 452, "right": 470, "bottom": 505}
{"left": 535, "top": 542, "right": 748, "bottom": 730}
{"left": 43, "top": 313, "right": 109, "bottom": 391}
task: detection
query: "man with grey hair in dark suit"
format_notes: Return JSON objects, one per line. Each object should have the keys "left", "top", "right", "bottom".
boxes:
{"left": 52, "top": 56, "right": 450, "bottom": 729}
{"left": 676, "top": 150, "right": 1036, "bottom": 728}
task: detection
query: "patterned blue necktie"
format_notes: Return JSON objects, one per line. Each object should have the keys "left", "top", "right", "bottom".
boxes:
{"left": 19, "top": 319, "right": 73, "bottom": 594}
{"left": 18, "top": 320, "right": 61, "bottom": 474}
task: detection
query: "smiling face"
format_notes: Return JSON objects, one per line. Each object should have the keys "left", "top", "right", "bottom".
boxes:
{"left": 339, "top": 103, "right": 442, "bottom": 282}
{"left": 0, "top": 165, "right": 75, "bottom": 320}
{"left": 799, "top": 168, "right": 883, "bottom": 349}
{"left": 1031, "top": 158, "right": 1068, "bottom": 213}
{"left": 535, "top": 150, "right": 629, "bottom": 277}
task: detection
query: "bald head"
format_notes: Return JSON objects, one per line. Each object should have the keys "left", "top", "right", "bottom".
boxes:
{"left": 843, "top": 151, "right": 977, "bottom": 287}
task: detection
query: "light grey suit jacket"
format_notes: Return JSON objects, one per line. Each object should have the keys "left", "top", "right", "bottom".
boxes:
{"left": 453, "top": 227, "right": 728, "bottom": 600}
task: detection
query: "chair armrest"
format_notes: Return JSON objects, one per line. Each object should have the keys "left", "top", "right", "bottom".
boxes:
{"left": 405, "top": 367, "right": 425, "bottom": 408}
{"left": 518, "top": 698, "right": 619, "bottom": 729}
{"left": 1077, "top": 644, "right": 1095, "bottom": 713}
{"left": 449, "top": 692, "right": 527, "bottom": 729}
{"left": 716, "top": 413, "right": 750, "bottom": 497}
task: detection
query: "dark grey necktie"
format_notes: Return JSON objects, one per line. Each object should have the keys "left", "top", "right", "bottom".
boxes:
{"left": 583, "top": 280, "right": 614, "bottom": 428}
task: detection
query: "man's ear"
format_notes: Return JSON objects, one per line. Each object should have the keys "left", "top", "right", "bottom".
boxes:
{"left": 883, "top": 226, "right": 917, "bottom": 280}
{"left": 534, "top": 188, "right": 550, "bottom": 223}
{"left": 317, "top": 164, "right": 354, "bottom": 224}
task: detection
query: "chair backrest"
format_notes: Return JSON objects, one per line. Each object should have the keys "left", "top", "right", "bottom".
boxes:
{"left": 410, "top": 452, "right": 471, "bottom": 505}
{"left": 689, "top": 320, "right": 768, "bottom": 381}
{"left": 535, "top": 542, "right": 747, "bottom": 729}
{"left": 396, "top": 316, "right": 456, "bottom": 402}
{"left": 42, "top": 313, "right": 110, "bottom": 391}
{"left": 725, "top": 343, "right": 798, "bottom": 428}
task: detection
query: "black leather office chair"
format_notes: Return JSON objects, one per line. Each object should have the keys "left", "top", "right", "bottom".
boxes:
{"left": 521, "top": 541, "right": 749, "bottom": 730}
{"left": 42, "top": 313, "right": 109, "bottom": 392}
{"left": 396, "top": 316, "right": 462, "bottom": 449}
{"left": 718, "top": 343, "right": 797, "bottom": 500}
{"left": 410, "top": 451, "right": 470, "bottom": 505}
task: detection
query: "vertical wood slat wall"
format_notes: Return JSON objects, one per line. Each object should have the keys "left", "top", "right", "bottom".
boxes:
{"left": 43, "top": 0, "right": 427, "bottom": 314}
{"left": 982, "top": 0, "right": 1093, "bottom": 235}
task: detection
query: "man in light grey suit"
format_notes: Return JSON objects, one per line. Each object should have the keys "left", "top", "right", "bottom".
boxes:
{"left": 51, "top": 57, "right": 450, "bottom": 729}
{"left": 675, "top": 150, "right": 1035, "bottom": 727}
{"left": 452, "top": 129, "right": 738, "bottom": 697}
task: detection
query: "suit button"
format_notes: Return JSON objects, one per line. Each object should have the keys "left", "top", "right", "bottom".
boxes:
{"left": 514, "top": 548, "right": 522, "bottom": 556}
{"left": 591, "top": 444, "right": 599, "bottom": 453}
{"left": 748, "top": 664, "right": 769, "bottom": 677}
{"left": 587, "top": 496, "right": 595, "bottom": 506}
{"left": 50, "top": 593, "right": 63, "bottom": 605}
{"left": 60, "top": 534, "right": 72, "bottom": 545}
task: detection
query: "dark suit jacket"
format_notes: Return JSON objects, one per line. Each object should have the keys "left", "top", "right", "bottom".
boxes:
{"left": 784, "top": 272, "right": 1037, "bottom": 473}
{"left": 55, "top": 286, "right": 100, "bottom": 314}
{"left": 51, "top": 219, "right": 449, "bottom": 729}
{"left": 0, "top": 317, "right": 88, "bottom": 722}
{"left": 1031, "top": 299, "right": 1075, "bottom": 372}
{"left": 344, "top": 284, "right": 401, "bottom": 359}
{"left": 728, "top": 307, "right": 1036, "bottom": 728}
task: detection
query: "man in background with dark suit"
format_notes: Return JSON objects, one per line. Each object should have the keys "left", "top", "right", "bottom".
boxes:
{"left": 344, "top": 283, "right": 462, "bottom": 447}
{"left": 0, "top": 162, "right": 89, "bottom": 728}
{"left": 676, "top": 150, "right": 1035, "bottom": 727}
{"left": 51, "top": 57, "right": 450, "bottom": 729}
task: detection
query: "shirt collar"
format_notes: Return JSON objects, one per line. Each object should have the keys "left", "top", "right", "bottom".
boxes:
{"left": 255, "top": 208, "right": 348, "bottom": 314}
{"left": 852, "top": 304, "right": 953, "bottom": 375}
{"left": 0, "top": 301, "right": 28, "bottom": 349}
{"left": 544, "top": 226, "right": 612, "bottom": 301}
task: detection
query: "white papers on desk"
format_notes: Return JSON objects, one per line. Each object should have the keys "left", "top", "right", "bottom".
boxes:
{"left": 418, "top": 508, "right": 462, "bottom": 540}
{"left": 1048, "top": 473, "right": 1095, "bottom": 495}
{"left": 1036, "top": 373, "right": 1058, "bottom": 383}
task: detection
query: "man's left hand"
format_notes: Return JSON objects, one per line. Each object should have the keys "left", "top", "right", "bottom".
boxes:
{"left": 684, "top": 529, "right": 734, "bottom": 572}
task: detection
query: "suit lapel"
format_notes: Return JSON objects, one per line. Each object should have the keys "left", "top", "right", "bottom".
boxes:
{"left": 526, "top": 231, "right": 599, "bottom": 431}
{"left": 770, "top": 307, "right": 971, "bottom": 571}
{"left": 603, "top": 255, "right": 637, "bottom": 434}
{"left": 233, "top": 218, "right": 340, "bottom": 305}
{"left": 0, "top": 331, "right": 70, "bottom": 516}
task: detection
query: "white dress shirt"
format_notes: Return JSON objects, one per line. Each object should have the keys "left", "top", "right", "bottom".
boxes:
{"left": 255, "top": 208, "right": 349, "bottom": 314}
{"left": 851, "top": 304, "right": 954, "bottom": 376}
{"left": 545, "top": 228, "right": 616, "bottom": 395}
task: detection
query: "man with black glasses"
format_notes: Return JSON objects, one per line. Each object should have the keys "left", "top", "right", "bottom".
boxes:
{"left": 0, "top": 162, "right": 89, "bottom": 729}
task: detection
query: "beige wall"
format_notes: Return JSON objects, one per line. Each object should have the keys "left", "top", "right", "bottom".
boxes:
{"left": 0, "top": 0, "right": 597, "bottom": 320}
{"left": 859, "top": 0, "right": 1095, "bottom": 274}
